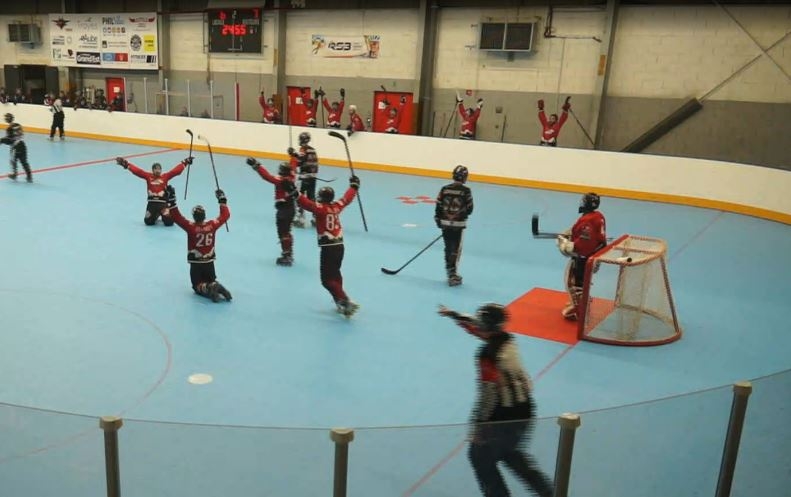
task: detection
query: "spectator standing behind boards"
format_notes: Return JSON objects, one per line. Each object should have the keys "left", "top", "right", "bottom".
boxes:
{"left": 457, "top": 92, "right": 483, "bottom": 140}
{"left": 383, "top": 95, "right": 406, "bottom": 134}
{"left": 109, "top": 93, "right": 125, "bottom": 112}
{"left": 11, "top": 88, "right": 26, "bottom": 105}
{"left": 259, "top": 92, "right": 282, "bottom": 124}
{"left": 538, "top": 96, "right": 570, "bottom": 147}
{"left": 321, "top": 88, "right": 345, "bottom": 128}
{"left": 346, "top": 104, "right": 365, "bottom": 136}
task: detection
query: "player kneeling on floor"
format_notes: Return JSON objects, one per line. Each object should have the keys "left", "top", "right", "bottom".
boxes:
{"left": 556, "top": 192, "right": 607, "bottom": 320}
{"left": 246, "top": 157, "right": 298, "bottom": 266}
{"left": 117, "top": 156, "right": 191, "bottom": 226}
{"left": 296, "top": 176, "right": 360, "bottom": 317}
{"left": 168, "top": 187, "right": 232, "bottom": 302}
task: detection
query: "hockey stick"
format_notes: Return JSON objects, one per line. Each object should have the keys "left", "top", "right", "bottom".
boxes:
{"left": 197, "top": 134, "right": 229, "bottom": 232}
{"left": 442, "top": 95, "right": 458, "bottom": 138}
{"left": 381, "top": 234, "right": 442, "bottom": 275}
{"left": 531, "top": 214, "right": 561, "bottom": 239}
{"left": 328, "top": 130, "right": 368, "bottom": 232}
{"left": 569, "top": 107, "right": 595, "bottom": 148}
{"left": 316, "top": 177, "right": 336, "bottom": 183}
{"left": 184, "top": 129, "right": 194, "bottom": 200}
{"left": 319, "top": 86, "right": 326, "bottom": 128}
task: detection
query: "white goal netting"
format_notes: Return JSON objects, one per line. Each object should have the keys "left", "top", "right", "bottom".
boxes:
{"left": 579, "top": 235, "right": 682, "bottom": 346}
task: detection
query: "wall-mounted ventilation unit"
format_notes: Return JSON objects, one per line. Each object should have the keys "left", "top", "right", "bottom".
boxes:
{"left": 479, "top": 22, "right": 535, "bottom": 52}
{"left": 9, "top": 23, "right": 41, "bottom": 44}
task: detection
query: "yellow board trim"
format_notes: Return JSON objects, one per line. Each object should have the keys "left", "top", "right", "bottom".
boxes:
{"left": 17, "top": 127, "right": 791, "bottom": 226}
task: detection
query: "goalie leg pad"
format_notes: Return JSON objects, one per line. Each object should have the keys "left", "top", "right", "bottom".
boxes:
{"left": 562, "top": 259, "right": 583, "bottom": 320}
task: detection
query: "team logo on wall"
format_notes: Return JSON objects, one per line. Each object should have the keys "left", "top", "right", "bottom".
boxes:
{"left": 52, "top": 17, "right": 70, "bottom": 29}
{"left": 311, "top": 34, "right": 381, "bottom": 59}
{"left": 130, "top": 34, "right": 142, "bottom": 51}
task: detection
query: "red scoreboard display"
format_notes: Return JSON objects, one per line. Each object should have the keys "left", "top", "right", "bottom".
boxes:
{"left": 207, "top": 8, "right": 262, "bottom": 53}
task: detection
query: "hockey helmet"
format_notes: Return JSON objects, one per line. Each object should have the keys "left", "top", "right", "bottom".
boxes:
{"left": 579, "top": 192, "right": 601, "bottom": 213}
{"left": 452, "top": 165, "right": 469, "bottom": 183}
{"left": 476, "top": 303, "right": 508, "bottom": 330}
{"left": 192, "top": 205, "right": 206, "bottom": 223}
{"left": 278, "top": 162, "right": 292, "bottom": 176}
{"left": 298, "top": 131, "right": 311, "bottom": 145}
{"left": 317, "top": 186, "right": 335, "bottom": 203}
{"left": 4, "top": 113, "right": 13, "bottom": 123}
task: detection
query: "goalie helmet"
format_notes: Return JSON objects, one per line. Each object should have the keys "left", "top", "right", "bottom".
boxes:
{"left": 476, "top": 303, "right": 508, "bottom": 331}
{"left": 579, "top": 192, "right": 600, "bottom": 214}
{"left": 317, "top": 186, "right": 334, "bottom": 203}
{"left": 192, "top": 205, "right": 206, "bottom": 223}
{"left": 4, "top": 113, "right": 13, "bottom": 123}
{"left": 298, "top": 132, "right": 311, "bottom": 145}
{"left": 452, "top": 165, "right": 469, "bottom": 183}
{"left": 278, "top": 162, "right": 292, "bottom": 176}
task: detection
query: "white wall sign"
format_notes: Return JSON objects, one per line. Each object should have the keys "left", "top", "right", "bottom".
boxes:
{"left": 311, "top": 34, "right": 380, "bottom": 58}
{"left": 49, "top": 13, "right": 159, "bottom": 70}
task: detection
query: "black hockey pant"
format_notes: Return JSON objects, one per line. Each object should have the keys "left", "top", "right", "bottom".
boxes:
{"left": 9, "top": 142, "right": 31, "bottom": 179}
{"left": 442, "top": 228, "right": 464, "bottom": 275}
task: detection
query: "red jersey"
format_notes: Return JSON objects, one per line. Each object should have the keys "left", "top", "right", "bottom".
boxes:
{"left": 570, "top": 211, "right": 607, "bottom": 257}
{"left": 259, "top": 96, "right": 281, "bottom": 123}
{"left": 458, "top": 103, "right": 481, "bottom": 138}
{"left": 255, "top": 166, "right": 295, "bottom": 204}
{"left": 323, "top": 98, "right": 344, "bottom": 127}
{"left": 349, "top": 113, "right": 365, "bottom": 132}
{"left": 297, "top": 188, "right": 357, "bottom": 246}
{"left": 128, "top": 161, "right": 187, "bottom": 202}
{"left": 384, "top": 105, "right": 403, "bottom": 133}
{"left": 170, "top": 205, "right": 231, "bottom": 263}
{"left": 539, "top": 110, "right": 568, "bottom": 144}
{"left": 304, "top": 106, "right": 317, "bottom": 127}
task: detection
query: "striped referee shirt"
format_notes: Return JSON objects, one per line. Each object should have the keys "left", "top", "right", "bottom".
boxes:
{"left": 472, "top": 333, "right": 535, "bottom": 423}
{"left": 51, "top": 98, "right": 64, "bottom": 114}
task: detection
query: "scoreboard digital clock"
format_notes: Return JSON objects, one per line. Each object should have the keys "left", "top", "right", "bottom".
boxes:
{"left": 207, "top": 8, "right": 262, "bottom": 54}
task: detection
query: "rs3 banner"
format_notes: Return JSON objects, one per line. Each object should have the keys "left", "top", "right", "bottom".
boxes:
{"left": 311, "top": 35, "right": 380, "bottom": 58}
{"left": 49, "top": 13, "right": 159, "bottom": 69}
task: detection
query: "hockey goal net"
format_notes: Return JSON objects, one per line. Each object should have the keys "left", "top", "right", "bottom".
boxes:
{"left": 578, "top": 235, "right": 682, "bottom": 346}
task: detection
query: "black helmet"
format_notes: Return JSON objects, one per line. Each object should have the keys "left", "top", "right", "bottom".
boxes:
{"left": 317, "top": 186, "right": 334, "bottom": 203}
{"left": 452, "top": 165, "right": 469, "bottom": 183}
{"left": 192, "top": 205, "right": 206, "bottom": 223}
{"left": 278, "top": 162, "right": 291, "bottom": 176}
{"left": 476, "top": 303, "right": 508, "bottom": 330}
{"left": 579, "top": 192, "right": 600, "bottom": 213}
{"left": 4, "top": 113, "right": 13, "bottom": 124}
{"left": 299, "top": 131, "right": 311, "bottom": 145}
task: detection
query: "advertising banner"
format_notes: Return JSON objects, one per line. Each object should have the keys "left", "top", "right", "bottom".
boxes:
{"left": 311, "top": 34, "right": 380, "bottom": 59}
{"left": 49, "top": 13, "right": 159, "bottom": 69}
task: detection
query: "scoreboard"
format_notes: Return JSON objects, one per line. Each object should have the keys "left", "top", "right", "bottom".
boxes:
{"left": 207, "top": 8, "right": 262, "bottom": 54}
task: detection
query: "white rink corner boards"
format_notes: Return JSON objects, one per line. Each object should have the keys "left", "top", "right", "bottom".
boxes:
{"left": 8, "top": 103, "right": 791, "bottom": 225}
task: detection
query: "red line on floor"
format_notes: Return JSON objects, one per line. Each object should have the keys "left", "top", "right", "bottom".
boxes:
{"left": 400, "top": 342, "right": 576, "bottom": 497}
{"left": 0, "top": 147, "right": 179, "bottom": 179}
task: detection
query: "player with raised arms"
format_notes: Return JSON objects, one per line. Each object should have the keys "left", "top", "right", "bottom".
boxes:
{"left": 116, "top": 156, "right": 192, "bottom": 226}
{"left": 537, "top": 96, "right": 570, "bottom": 147}
{"left": 168, "top": 188, "right": 232, "bottom": 302}
{"left": 296, "top": 176, "right": 361, "bottom": 317}
{"left": 246, "top": 158, "right": 298, "bottom": 267}
{"left": 556, "top": 192, "right": 607, "bottom": 320}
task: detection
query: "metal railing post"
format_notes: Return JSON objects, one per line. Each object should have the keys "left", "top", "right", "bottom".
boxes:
{"left": 715, "top": 381, "right": 753, "bottom": 497}
{"left": 553, "top": 413, "right": 581, "bottom": 497}
{"left": 330, "top": 427, "right": 354, "bottom": 497}
{"left": 100, "top": 416, "right": 123, "bottom": 497}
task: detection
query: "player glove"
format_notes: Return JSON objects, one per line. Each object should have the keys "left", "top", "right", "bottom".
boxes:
{"left": 216, "top": 189, "right": 227, "bottom": 204}
{"left": 166, "top": 185, "right": 177, "bottom": 207}
{"left": 349, "top": 175, "right": 360, "bottom": 190}
{"left": 476, "top": 98, "right": 483, "bottom": 108}
{"left": 557, "top": 235, "right": 575, "bottom": 257}
{"left": 456, "top": 92, "right": 463, "bottom": 104}
{"left": 287, "top": 147, "right": 296, "bottom": 157}
{"left": 116, "top": 157, "right": 129, "bottom": 169}
{"left": 339, "top": 88, "right": 345, "bottom": 98}
{"left": 184, "top": 156, "right": 194, "bottom": 166}
{"left": 562, "top": 96, "right": 571, "bottom": 111}
{"left": 538, "top": 99, "right": 544, "bottom": 111}
{"left": 246, "top": 157, "right": 260, "bottom": 169}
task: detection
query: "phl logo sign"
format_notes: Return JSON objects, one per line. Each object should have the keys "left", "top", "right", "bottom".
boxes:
{"left": 311, "top": 35, "right": 380, "bottom": 59}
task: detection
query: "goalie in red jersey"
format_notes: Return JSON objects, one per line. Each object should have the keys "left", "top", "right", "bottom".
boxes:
{"left": 556, "top": 192, "right": 607, "bottom": 320}
{"left": 247, "top": 158, "right": 298, "bottom": 267}
{"left": 117, "top": 156, "right": 191, "bottom": 226}
{"left": 167, "top": 188, "right": 232, "bottom": 302}
{"left": 296, "top": 176, "right": 360, "bottom": 317}
{"left": 538, "top": 97, "right": 570, "bottom": 147}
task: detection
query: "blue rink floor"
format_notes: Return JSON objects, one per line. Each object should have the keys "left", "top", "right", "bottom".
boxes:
{"left": 0, "top": 133, "right": 790, "bottom": 497}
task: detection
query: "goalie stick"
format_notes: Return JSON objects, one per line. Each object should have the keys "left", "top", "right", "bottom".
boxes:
{"left": 328, "top": 130, "right": 368, "bottom": 232}
{"left": 381, "top": 234, "right": 442, "bottom": 275}
{"left": 197, "top": 134, "right": 229, "bottom": 232}
{"left": 532, "top": 213, "right": 613, "bottom": 241}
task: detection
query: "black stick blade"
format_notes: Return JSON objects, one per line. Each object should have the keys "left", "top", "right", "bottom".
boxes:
{"left": 186, "top": 129, "right": 193, "bottom": 136}
{"left": 381, "top": 267, "right": 398, "bottom": 275}
{"left": 328, "top": 130, "right": 345, "bottom": 141}
{"left": 531, "top": 214, "right": 539, "bottom": 236}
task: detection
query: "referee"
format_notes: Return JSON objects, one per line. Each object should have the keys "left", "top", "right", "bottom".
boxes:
{"left": 49, "top": 94, "right": 65, "bottom": 141}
